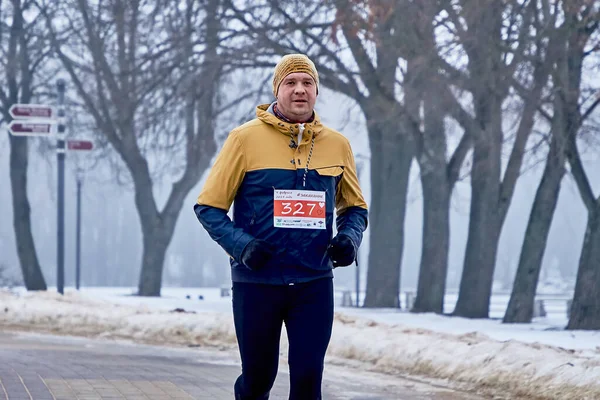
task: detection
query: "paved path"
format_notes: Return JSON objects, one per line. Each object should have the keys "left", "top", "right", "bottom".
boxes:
{"left": 0, "top": 331, "right": 484, "bottom": 400}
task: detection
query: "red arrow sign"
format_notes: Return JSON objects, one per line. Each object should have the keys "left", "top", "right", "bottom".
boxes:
{"left": 8, "top": 121, "right": 54, "bottom": 136}
{"left": 67, "top": 140, "right": 94, "bottom": 151}
{"left": 9, "top": 104, "right": 55, "bottom": 119}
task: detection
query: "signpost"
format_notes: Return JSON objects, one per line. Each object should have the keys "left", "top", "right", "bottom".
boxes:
{"left": 7, "top": 85, "right": 94, "bottom": 295}
{"left": 8, "top": 121, "right": 53, "bottom": 136}
{"left": 9, "top": 104, "right": 55, "bottom": 119}
{"left": 67, "top": 140, "right": 94, "bottom": 151}
{"left": 69, "top": 140, "right": 94, "bottom": 291}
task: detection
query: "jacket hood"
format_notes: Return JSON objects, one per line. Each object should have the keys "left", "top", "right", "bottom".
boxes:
{"left": 256, "top": 103, "right": 324, "bottom": 144}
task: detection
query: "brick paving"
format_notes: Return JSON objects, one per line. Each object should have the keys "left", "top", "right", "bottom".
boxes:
{"left": 0, "top": 331, "right": 483, "bottom": 400}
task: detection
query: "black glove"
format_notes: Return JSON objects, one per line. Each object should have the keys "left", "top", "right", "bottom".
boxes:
{"left": 327, "top": 234, "right": 356, "bottom": 267}
{"left": 240, "top": 239, "right": 276, "bottom": 271}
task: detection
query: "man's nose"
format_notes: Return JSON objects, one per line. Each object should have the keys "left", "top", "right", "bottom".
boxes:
{"left": 294, "top": 83, "right": 306, "bottom": 93}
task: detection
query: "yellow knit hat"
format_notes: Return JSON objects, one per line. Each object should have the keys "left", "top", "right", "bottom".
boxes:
{"left": 272, "top": 54, "right": 319, "bottom": 97}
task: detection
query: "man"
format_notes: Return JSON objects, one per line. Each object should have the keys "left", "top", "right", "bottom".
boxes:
{"left": 194, "top": 53, "right": 368, "bottom": 400}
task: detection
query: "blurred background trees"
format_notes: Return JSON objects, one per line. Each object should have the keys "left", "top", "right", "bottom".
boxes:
{"left": 1, "top": 0, "right": 599, "bottom": 328}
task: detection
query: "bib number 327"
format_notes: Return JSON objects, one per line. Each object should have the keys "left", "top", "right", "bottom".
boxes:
{"left": 273, "top": 189, "right": 326, "bottom": 229}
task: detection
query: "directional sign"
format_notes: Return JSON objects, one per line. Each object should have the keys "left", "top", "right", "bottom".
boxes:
{"left": 8, "top": 120, "right": 54, "bottom": 136}
{"left": 67, "top": 140, "right": 94, "bottom": 151}
{"left": 9, "top": 104, "right": 55, "bottom": 119}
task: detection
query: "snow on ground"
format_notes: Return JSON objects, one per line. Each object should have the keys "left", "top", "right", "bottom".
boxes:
{"left": 2, "top": 286, "right": 600, "bottom": 400}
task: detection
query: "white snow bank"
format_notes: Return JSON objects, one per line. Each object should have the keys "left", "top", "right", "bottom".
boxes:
{"left": 0, "top": 290, "right": 237, "bottom": 347}
{"left": 329, "top": 313, "right": 600, "bottom": 400}
{"left": 2, "top": 289, "right": 600, "bottom": 400}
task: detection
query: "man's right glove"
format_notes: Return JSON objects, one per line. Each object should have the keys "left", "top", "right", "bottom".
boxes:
{"left": 240, "top": 239, "right": 276, "bottom": 271}
{"left": 327, "top": 234, "right": 356, "bottom": 267}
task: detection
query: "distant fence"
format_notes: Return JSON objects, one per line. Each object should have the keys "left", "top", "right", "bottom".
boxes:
{"left": 336, "top": 289, "right": 573, "bottom": 319}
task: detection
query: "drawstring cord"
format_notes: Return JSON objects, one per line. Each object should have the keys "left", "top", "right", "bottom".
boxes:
{"left": 298, "top": 123, "right": 315, "bottom": 187}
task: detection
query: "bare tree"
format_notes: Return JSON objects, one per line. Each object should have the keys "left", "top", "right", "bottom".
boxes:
{"left": 0, "top": 0, "right": 51, "bottom": 291}
{"left": 435, "top": 0, "right": 559, "bottom": 318}
{"left": 406, "top": 0, "right": 472, "bottom": 314}
{"left": 561, "top": 1, "right": 600, "bottom": 330}
{"left": 504, "top": 0, "right": 600, "bottom": 323}
{"left": 39, "top": 0, "right": 237, "bottom": 296}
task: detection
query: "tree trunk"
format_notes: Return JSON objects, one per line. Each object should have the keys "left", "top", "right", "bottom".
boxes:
{"left": 503, "top": 5, "right": 585, "bottom": 323}
{"left": 413, "top": 177, "right": 450, "bottom": 313}
{"left": 451, "top": 1, "right": 508, "bottom": 318}
{"left": 567, "top": 203, "right": 600, "bottom": 330}
{"left": 503, "top": 36, "right": 571, "bottom": 323}
{"left": 454, "top": 200, "right": 501, "bottom": 318}
{"left": 45, "top": 0, "right": 221, "bottom": 296}
{"left": 453, "top": 101, "right": 503, "bottom": 318}
{"left": 8, "top": 134, "right": 47, "bottom": 291}
{"left": 4, "top": 0, "right": 47, "bottom": 291}
{"left": 131, "top": 155, "right": 187, "bottom": 296}
{"left": 363, "top": 108, "right": 414, "bottom": 308}
{"left": 412, "top": 80, "right": 452, "bottom": 314}
{"left": 503, "top": 132, "right": 565, "bottom": 323}
{"left": 137, "top": 225, "right": 173, "bottom": 296}
{"left": 134, "top": 195, "right": 181, "bottom": 296}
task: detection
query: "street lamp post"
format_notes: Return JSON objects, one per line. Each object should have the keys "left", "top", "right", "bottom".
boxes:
{"left": 355, "top": 155, "right": 367, "bottom": 307}
{"left": 75, "top": 171, "right": 83, "bottom": 290}
{"left": 56, "top": 80, "right": 66, "bottom": 295}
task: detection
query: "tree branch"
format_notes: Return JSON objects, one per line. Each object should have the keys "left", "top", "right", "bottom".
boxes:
{"left": 75, "top": 0, "right": 123, "bottom": 105}
{"left": 223, "top": 0, "right": 364, "bottom": 101}
{"left": 447, "top": 131, "right": 472, "bottom": 187}
{"left": 441, "top": 85, "right": 479, "bottom": 138}
{"left": 504, "top": 0, "right": 536, "bottom": 80}
{"left": 41, "top": 8, "right": 122, "bottom": 148}
{"left": 435, "top": 52, "right": 472, "bottom": 91}
{"left": 581, "top": 95, "right": 600, "bottom": 122}
{"left": 333, "top": 0, "right": 380, "bottom": 95}
{"left": 567, "top": 137, "right": 596, "bottom": 212}
{"left": 498, "top": 32, "right": 557, "bottom": 218}
{"left": 440, "top": 0, "right": 467, "bottom": 45}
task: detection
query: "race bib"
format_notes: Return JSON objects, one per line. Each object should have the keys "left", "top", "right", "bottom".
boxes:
{"left": 273, "top": 189, "right": 326, "bottom": 229}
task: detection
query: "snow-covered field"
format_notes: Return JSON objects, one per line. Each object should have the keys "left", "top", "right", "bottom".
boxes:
{"left": 2, "top": 286, "right": 600, "bottom": 400}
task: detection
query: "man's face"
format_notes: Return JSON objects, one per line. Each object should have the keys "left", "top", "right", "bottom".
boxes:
{"left": 276, "top": 72, "right": 317, "bottom": 123}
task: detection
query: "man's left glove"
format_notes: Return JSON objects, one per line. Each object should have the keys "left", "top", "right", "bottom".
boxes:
{"left": 327, "top": 234, "right": 356, "bottom": 267}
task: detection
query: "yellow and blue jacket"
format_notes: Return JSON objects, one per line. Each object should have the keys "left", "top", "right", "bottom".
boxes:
{"left": 194, "top": 103, "right": 368, "bottom": 285}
